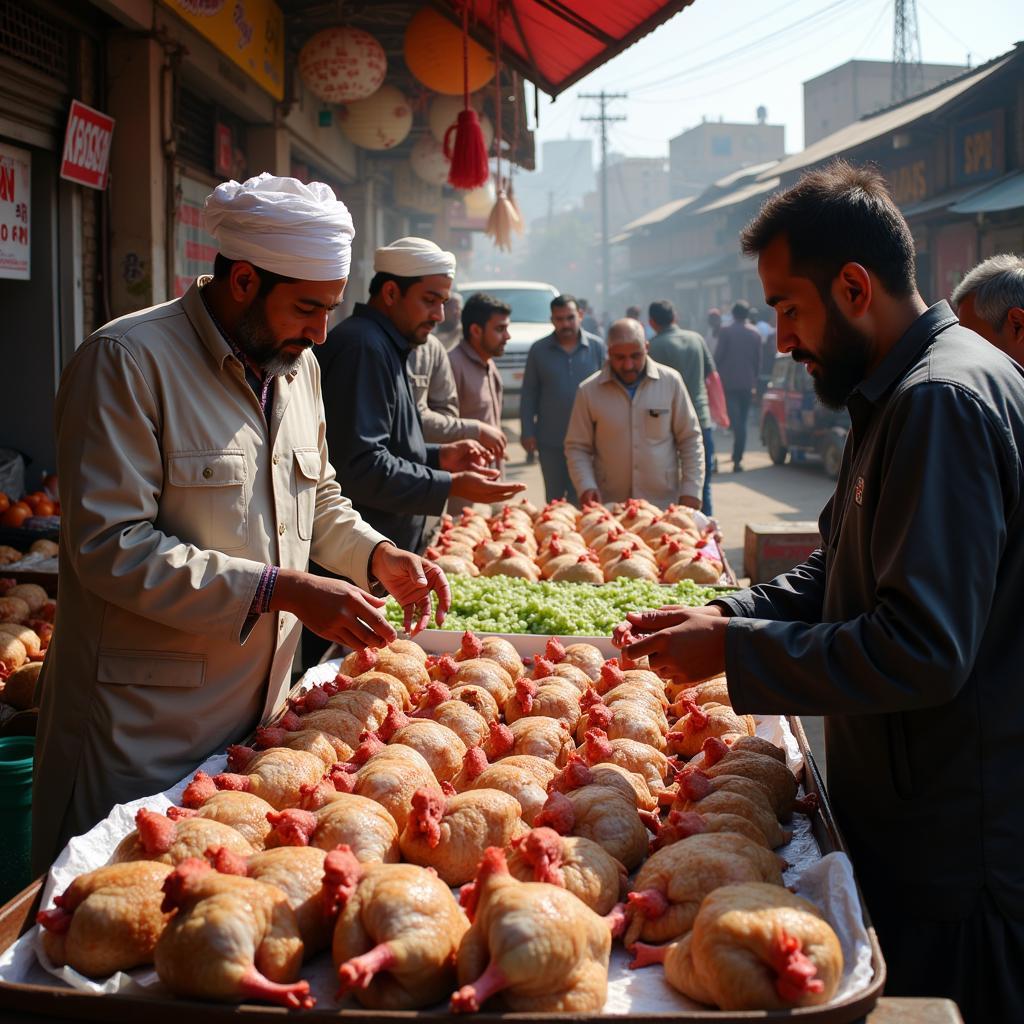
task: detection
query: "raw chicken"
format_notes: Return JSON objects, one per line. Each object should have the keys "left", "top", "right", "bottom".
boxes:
{"left": 184, "top": 747, "right": 324, "bottom": 810}
{"left": 593, "top": 681, "right": 669, "bottom": 723}
{"left": 506, "top": 827, "right": 627, "bottom": 915}
{"left": 37, "top": 861, "right": 173, "bottom": 976}
{"left": 264, "top": 792, "right": 400, "bottom": 863}
{"left": 411, "top": 682, "right": 490, "bottom": 748}
{"left": 449, "top": 683, "right": 501, "bottom": 724}
{"left": 110, "top": 807, "right": 254, "bottom": 865}
{"left": 167, "top": 790, "right": 277, "bottom": 851}
{"left": 277, "top": 705, "right": 366, "bottom": 749}
{"left": 324, "top": 845, "right": 469, "bottom": 1009}
{"left": 452, "top": 847, "right": 615, "bottom": 1012}
{"left": 530, "top": 656, "right": 592, "bottom": 691}
{"left": 548, "top": 755, "right": 659, "bottom": 812}
{"left": 703, "top": 745, "right": 799, "bottom": 818}
{"left": 673, "top": 782, "right": 789, "bottom": 850}
{"left": 341, "top": 670, "right": 412, "bottom": 711}
{"left": 597, "top": 661, "right": 668, "bottom": 706}
{"left": 154, "top": 858, "right": 313, "bottom": 1008}
{"left": 375, "top": 705, "right": 467, "bottom": 783}
{"left": 652, "top": 808, "right": 774, "bottom": 852}
{"left": 560, "top": 642, "right": 606, "bottom": 682}
{"left": 496, "top": 716, "right": 574, "bottom": 766}
{"left": 666, "top": 701, "right": 755, "bottom": 757}
{"left": 340, "top": 647, "right": 429, "bottom": 699}
{"left": 253, "top": 725, "right": 353, "bottom": 766}
{"left": 206, "top": 845, "right": 333, "bottom": 956}
{"left": 399, "top": 787, "right": 528, "bottom": 886}
{"left": 667, "top": 675, "right": 731, "bottom": 708}
{"left": 386, "top": 638, "right": 428, "bottom": 665}
{"left": 623, "top": 832, "right": 785, "bottom": 946}
{"left": 630, "top": 882, "right": 843, "bottom": 1010}
{"left": 454, "top": 632, "right": 524, "bottom": 682}
{"left": 483, "top": 547, "right": 540, "bottom": 580}
{"left": 576, "top": 696, "right": 666, "bottom": 751}
{"left": 583, "top": 728, "right": 670, "bottom": 789}
{"left": 504, "top": 677, "right": 581, "bottom": 731}
{"left": 436, "top": 654, "right": 514, "bottom": 705}
{"left": 550, "top": 555, "right": 604, "bottom": 584}
{"left": 534, "top": 788, "right": 649, "bottom": 871}
{"left": 453, "top": 747, "right": 558, "bottom": 824}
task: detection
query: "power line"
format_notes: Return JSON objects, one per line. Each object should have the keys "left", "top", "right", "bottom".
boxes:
{"left": 892, "top": 0, "right": 924, "bottom": 102}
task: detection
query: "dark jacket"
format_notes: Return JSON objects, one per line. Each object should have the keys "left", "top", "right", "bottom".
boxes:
{"left": 714, "top": 320, "right": 763, "bottom": 392}
{"left": 649, "top": 324, "right": 715, "bottom": 429}
{"left": 317, "top": 304, "right": 450, "bottom": 553}
{"left": 717, "top": 302, "right": 1024, "bottom": 921}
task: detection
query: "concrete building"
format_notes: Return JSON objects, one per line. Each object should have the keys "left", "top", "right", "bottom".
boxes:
{"left": 803, "top": 59, "right": 967, "bottom": 145}
{"left": 512, "top": 138, "right": 595, "bottom": 226}
{"left": 584, "top": 154, "right": 670, "bottom": 236}
{"left": 669, "top": 116, "right": 785, "bottom": 198}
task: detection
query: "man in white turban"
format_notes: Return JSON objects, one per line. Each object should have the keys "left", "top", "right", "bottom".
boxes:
{"left": 315, "top": 236, "right": 525, "bottom": 559}
{"left": 33, "top": 177, "right": 451, "bottom": 873}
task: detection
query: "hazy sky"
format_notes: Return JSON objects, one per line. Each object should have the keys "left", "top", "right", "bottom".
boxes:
{"left": 530, "top": 0, "right": 1022, "bottom": 167}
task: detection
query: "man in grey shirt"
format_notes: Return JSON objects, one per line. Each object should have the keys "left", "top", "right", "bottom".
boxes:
{"left": 520, "top": 294, "right": 606, "bottom": 502}
{"left": 648, "top": 299, "right": 716, "bottom": 514}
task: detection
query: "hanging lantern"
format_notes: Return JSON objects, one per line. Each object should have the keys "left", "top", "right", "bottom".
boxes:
{"left": 338, "top": 85, "right": 413, "bottom": 150}
{"left": 404, "top": 7, "right": 494, "bottom": 96}
{"left": 428, "top": 94, "right": 494, "bottom": 152}
{"left": 298, "top": 27, "right": 387, "bottom": 104}
{"left": 464, "top": 180, "right": 496, "bottom": 219}
{"left": 410, "top": 136, "right": 450, "bottom": 186}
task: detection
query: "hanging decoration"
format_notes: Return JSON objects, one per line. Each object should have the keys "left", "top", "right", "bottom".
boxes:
{"left": 410, "top": 135, "right": 451, "bottom": 186}
{"left": 403, "top": 6, "right": 494, "bottom": 96}
{"left": 298, "top": 27, "right": 387, "bottom": 104}
{"left": 485, "top": 2, "right": 521, "bottom": 250}
{"left": 338, "top": 85, "right": 413, "bottom": 150}
{"left": 464, "top": 180, "right": 497, "bottom": 219}
{"left": 428, "top": 94, "right": 494, "bottom": 153}
{"left": 443, "top": 3, "right": 490, "bottom": 190}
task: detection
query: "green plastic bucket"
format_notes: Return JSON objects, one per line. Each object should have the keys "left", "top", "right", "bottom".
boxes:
{"left": 0, "top": 736, "right": 34, "bottom": 904}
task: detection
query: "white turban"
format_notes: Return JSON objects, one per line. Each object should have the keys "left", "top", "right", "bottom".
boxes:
{"left": 374, "top": 236, "right": 456, "bottom": 278}
{"left": 202, "top": 172, "right": 355, "bottom": 281}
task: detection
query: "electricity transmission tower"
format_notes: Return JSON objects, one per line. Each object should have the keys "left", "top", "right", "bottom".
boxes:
{"left": 892, "top": 0, "right": 923, "bottom": 103}
{"left": 581, "top": 90, "right": 626, "bottom": 319}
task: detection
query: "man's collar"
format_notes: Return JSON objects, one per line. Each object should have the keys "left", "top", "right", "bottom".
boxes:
{"left": 854, "top": 300, "right": 959, "bottom": 405}
{"left": 457, "top": 337, "right": 488, "bottom": 367}
{"left": 546, "top": 329, "right": 591, "bottom": 348}
{"left": 183, "top": 276, "right": 234, "bottom": 369}
{"left": 598, "top": 359, "right": 658, "bottom": 386}
{"left": 354, "top": 302, "right": 414, "bottom": 355}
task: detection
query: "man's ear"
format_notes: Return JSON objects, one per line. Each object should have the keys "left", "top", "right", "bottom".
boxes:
{"left": 833, "top": 262, "right": 872, "bottom": 318}
{"left": 1007, "top": 306, "right": 1024, "bottom": 342}
{"left": 380, "top": 280, "right": 400, "bottom": 307}
{"left": 228, "top": 261, "right": 260, "bottom": 303}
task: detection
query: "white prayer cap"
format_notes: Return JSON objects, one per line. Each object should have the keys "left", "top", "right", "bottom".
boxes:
{"left": 202, "top": 172, "right": 355, "bottom": 281}
{"left": 374, "top": 236, "right": 456, "bottom": 278}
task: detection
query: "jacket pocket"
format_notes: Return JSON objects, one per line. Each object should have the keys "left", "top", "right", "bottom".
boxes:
{"left": 97, "top": 649, "right": 205, "bottom": 688}
{"left": 293, "top": 448, "right": 320, "bottom": 541}
{"left": 166, "top": 450, "right": 248, "bottom": 552}
{"left": 643, "top": 407, "right": 671, "bottom": 441}
{"left": 886, "top": 712, "right": 916, "bottom": 800}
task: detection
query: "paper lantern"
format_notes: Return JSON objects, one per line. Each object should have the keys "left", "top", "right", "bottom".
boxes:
{"left": 429, "top": 94, "right": 494, "bottom": 152}
{"left": 410, "top": 135, "right": 450, "bottom": 186}
{"left": 339, "top": 85, "right": 413, "bottom": 150}
{"left": 299, "top": 27, "right": 387, "bottom": 104}
{"left": 404, "top": 7, "right": 494, "bottom": 96}
{"left": 464, "top": 180, "right": 496, "bottom": 219}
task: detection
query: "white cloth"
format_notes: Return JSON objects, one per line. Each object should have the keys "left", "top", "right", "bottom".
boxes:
{"left": 374, "top": 236, "right": 456, "bottom": 278}
{"left": 202, "top": 172, "right": 354, "bottom": 280}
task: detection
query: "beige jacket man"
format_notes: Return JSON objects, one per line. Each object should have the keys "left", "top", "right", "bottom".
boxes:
{"left": 564, "top": 358, "right": 704, "bottom": 508}
{"left": 32, "top": 279, "right": 388, "bottom": 870}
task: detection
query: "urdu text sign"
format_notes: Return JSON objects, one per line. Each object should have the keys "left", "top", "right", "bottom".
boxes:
{"left": 0, "top": 143, "right": 30, "bottom": 280}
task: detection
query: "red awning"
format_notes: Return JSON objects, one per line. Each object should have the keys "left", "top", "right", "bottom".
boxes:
{"left": 434, "top": 0, "right": 696, "bottom": 97}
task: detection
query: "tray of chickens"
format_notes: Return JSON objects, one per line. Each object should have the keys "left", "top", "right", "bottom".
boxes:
{"left": 427, "top": 498, "right": 736, "bottom": 587}
{"left": 0, "top": 631, "right": 882, "bottom": 1023}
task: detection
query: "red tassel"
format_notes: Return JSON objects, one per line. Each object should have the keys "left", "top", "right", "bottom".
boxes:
{"left": 445, "top": 109, "right": 489, "bottom": 190}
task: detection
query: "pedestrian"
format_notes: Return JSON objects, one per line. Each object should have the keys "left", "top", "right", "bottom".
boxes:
{"left": 647, "top": 299, "right": 716, "bottom": 514}
{"left": 705, "top": 307, "right": 722, "bottom": 357}
{"left": 520, "top": 294, "right": 606, "bottom": 502}
{"left": 579, "top": 297, "right": 601, "bottom": 336}
{"left": 434, "top": 292, "right": 463, "bottom": 350}
{"left": 447, "top": 292, "right": 512, "bottom": 513}
{"left": 950, "top": 253, "right": 1024, "bottom": 360}
{"left": 565, "top": 318, "right": 703, "bottom": 509}
{"left": 31, "top": 174, "right": 452, "bottom": 872}
{"left": 627, "top": 304, "right": 654, "bottom": 340}
{"left": 714, "top": 299, "right": 762, "bottom": 471}
{"left": 623, "top": 161, "right": 1024, "bottom": 1024}
{"left": 317, "top": 237, "right": 525, "bottom": 555}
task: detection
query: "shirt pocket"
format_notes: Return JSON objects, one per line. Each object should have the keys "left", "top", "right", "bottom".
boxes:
{"left": 643, "top": 407, "right": 672, "bottom": 442}
{"left": 293, "top": 447, "right": 320, "bottom": 541}
{"left": 407, "top": 372, "right": 429, "bottom": 403}
{"left": 165, "top": 450, "right": 248, "bottom": 552}
{"left": 97, "top": 649, "right": 206, "bottom": 688}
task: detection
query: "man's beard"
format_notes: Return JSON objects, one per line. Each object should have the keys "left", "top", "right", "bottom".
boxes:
{"left": 235, "top": 298, "right": 309, "bottom": 376}
{"left": 796, "top": 298, "right": 873, "bottom": 410}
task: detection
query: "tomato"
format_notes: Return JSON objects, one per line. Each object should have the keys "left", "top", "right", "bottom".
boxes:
{"left": 0, "top": 503, "right": 31, "bottom": 528}
{"left": 34, "top": 499, "right": 55, "bottom": 517}
{"left": 0, "top": 493, "right": 8, "bottom": 514}
{"left": 23, "top": 492, "right": 48, "bottom": 512}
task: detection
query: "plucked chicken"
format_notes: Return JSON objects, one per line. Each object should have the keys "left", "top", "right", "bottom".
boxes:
{"left": 702, "top": 743, "right": 799, "bottom": 818}
{"left": 534, "top": 788, "right": 649, "bottom": 871}
{"left": 375, "top": 705, "right": 467, "bottom": 783}
{"left": 454, "top": 632, "right": 524, "bottom": 682}
{"left": 667, "top": 675, "right": 731, "bottom": 708}
{"left": 666, "top": 701, "right": 756, "bottom": 757}
{"left": 500, "top": 716, "right": 575, "bottom": 766}
{"left": 110, "top": 807, "right": 254, "bottom": 866}
{"left": 583, "top": 728, "right": 670, "bottom": 789}
{"left": 264, "top": 792, "right": 400, "bottom": 863}
{"left": 652, "top": 808, "right": 774, "bottom": 852}
{"left": 453, "top": 747, "right": 557, "bottom": 824}
{"left": 549, "top": 755, "right": 659, "bottom": 813}
{"left": 530, "top": 656, "right": 592, "bottom": 692}
{"left": 504, "top": 677, "right": 581, "bottom": 731}
{"left": 183, "top": 747, "right": 324, "bottom": 810}
{"left": 340, "top": 647, "right": 429, "bottom": 699}
{"left": 449, "top": 683, "right": 501, "bottom": 724}
{"left": 411, "top": 682, "right": 490, "bottom": 747}
{"left": 436, "top": 654, "right": 515, "bottom": 705}
{"left": 166, "top": 790, "right": 277, "bottom": 851}
{"left": 576, "top": 696, "right": 666, "bottom": 751}
{"left": 253, "top": 725, "right": 353, "bottom": 766}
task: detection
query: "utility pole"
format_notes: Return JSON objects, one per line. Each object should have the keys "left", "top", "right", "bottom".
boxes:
{"left": 891, "top": 0, "right": 923, "bottom": 103}
{"left": 581, "top": 90, "right": 626, "bottom": 322}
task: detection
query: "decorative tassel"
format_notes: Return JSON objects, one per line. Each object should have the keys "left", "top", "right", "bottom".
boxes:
{"left": 485, "top": 188, "right": 520, "bottom": 250}
{"left": 507, "top": 178, "right": 525, "bottom": 234}
{"left": 445, "top": 109, "right": 490, "bottom": 189}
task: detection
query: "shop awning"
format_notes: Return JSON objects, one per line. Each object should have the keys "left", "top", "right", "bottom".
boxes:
{"left": 622, "top": 197, "right": 695, "bottom": 233}
{"left": 949, "top": 172, "right": 1024, "bottom": 215}
{"left": 438, "top": 0, "right": 698, "bottom": 97}
{"left": 692, "top": 176, "right": 780, "bottom": 214}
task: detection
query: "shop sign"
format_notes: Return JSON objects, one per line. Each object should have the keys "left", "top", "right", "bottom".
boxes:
{"left": 0, "top": 143, "right": 30, "bottom": 280}
{"left": 60, "top": 100, "right": 115, "bottom": 190}
{"left": 162, "top": 0, "right": 285, "bottom": 101}
{"left": 174, "top": 175, "right": 220, "bottom": 297}
{"left": 214, "top": 122, "right": 234, "bottom": 177}
{"left": 952, "top": 110, "right": 1005, "bottom": 187}
{"left": 889, "top": 157, "right": 928, "bottom": 207}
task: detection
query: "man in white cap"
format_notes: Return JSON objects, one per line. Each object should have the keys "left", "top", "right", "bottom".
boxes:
{"left": 317, "top": 237, "right": 525, "bottom": 555}
{"left": 32, "top": 176, "right": 451, "bottom": 872}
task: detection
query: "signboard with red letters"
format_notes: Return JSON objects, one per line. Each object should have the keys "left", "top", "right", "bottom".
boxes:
{"left": 60, "top": 100, "right": 115, "bottom": 190}
{"left": 0, "top": 143, "right": 30, "bottom": 280}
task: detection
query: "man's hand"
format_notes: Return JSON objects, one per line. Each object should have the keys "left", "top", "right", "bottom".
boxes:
{"left": 625, "top": 602, "right": 726, "bottom": 635}
{"left": 521, "top": 436, "right": 537, "bottom": 455}
{"left": 370, "top": 542, "right": 451, "bottom": 635}
{"left": 579, "top": 488, "right": 602, "bottom": 505}
{"left": 677, "top": 495, "right": 702, "bottom": 511}
{"left": 272, "top": 568, "right": 397, "bottom": 650}
{"left": 476, "top": 422, "right": 507, "bottom": 460}
{"left": 440, "top": 438, "right": 493, "bottom": 473}
{"left": 620, "top": 606, "right": 728, "bottom": 685}
{"left": 449, "top": 472, "right": 527, "bottom": 503}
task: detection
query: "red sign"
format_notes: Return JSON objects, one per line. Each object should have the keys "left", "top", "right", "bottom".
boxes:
{"left": 60, "top": 100, "right": 115, "bottom": 190}
{"left": 214, "top": 122, "right": 233, "bottom": 178}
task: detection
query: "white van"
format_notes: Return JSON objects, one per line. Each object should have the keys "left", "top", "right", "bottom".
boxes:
{"left": 457, "top": 280, "right": 559, "bottom": 417}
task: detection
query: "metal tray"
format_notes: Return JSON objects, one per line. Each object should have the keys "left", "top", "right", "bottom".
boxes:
{"left": 0, "top": 713, "right": 884, "bottom": 1022}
